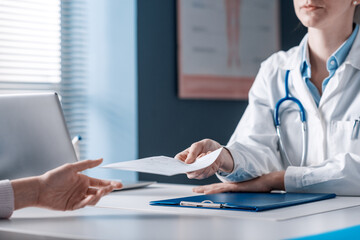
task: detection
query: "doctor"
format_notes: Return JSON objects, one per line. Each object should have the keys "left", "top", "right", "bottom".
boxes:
{"left": 175, "top": 0, "right": 360, "bottom": 195}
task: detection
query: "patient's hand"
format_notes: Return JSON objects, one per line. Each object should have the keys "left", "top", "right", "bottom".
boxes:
{"left": 12, "top": 159, "right": 122, "bottom": 211}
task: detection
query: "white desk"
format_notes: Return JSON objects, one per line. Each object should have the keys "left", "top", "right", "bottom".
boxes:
{"left": 0, "top": 183, "right": 360, "bottom": 240}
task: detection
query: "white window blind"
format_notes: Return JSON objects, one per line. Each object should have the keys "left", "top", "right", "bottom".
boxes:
{"left": 0, "top": 0, "right": 88, "bottom": 159}
{"left": 61, "top": 0, "right": 88, "bottom": 159}
{"left": 0, "top": 0, "right": 61, "bottom": 85}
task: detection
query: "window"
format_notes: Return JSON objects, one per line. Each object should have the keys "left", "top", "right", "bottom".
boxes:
{"left": 0, "top": 0, "right": 61, "bottom": 86}
{"left": 0, "top": 0, "right": 88, "bottom": 159}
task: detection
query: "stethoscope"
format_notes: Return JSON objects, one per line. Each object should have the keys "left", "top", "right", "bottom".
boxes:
{"left": 274, "top": 70, "right": 308, "bottom": 167}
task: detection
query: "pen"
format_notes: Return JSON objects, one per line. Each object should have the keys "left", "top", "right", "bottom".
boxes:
{"left": 72, "top": 135, "right": 82, "bottom": 161}
{"left": 351, "top": 118, "right": 360, "bottom": 140}
{"left": 271, "top": 190, "right": 286, "bottom": 194}
{"left": 72, "top": 135, "right": 82, "bottom": 145}
{"left": 180, "top": 200, "right": 223, "bottom": 208}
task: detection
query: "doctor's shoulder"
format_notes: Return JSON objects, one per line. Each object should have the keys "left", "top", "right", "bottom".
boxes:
{"left": 253, "top": 46, "right": 300, "bottom": 86}
{"left": 260, "top": 46, "right": 299, "bottom": 75}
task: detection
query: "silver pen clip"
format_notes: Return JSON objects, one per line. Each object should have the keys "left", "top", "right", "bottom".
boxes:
{"left": 351, "top": 119, "right": 360, "bottom": 140}
{"left": 180, "top": 200, "right": 223, "bottom": 208}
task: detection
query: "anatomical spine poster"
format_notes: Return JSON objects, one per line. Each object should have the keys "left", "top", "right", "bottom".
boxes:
{"left": 178, "top": 0, "right": 280, "bottom": 99}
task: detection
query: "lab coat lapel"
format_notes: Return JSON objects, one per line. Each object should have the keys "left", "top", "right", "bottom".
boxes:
{"left": 290, "top": 67, "right": 326, "bottom": 164}
{"left": 319, "top": 65, "right": 344, "bottom": 108}
{"left": 290, "top": 67, "right": 318, "bottom": 116}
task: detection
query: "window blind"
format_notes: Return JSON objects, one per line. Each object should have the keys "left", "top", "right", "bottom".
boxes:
{"left": 61, "top": 0, "right": 88, "bottom": 159}
{"left": 0, "top": 0, "right": 61, "bottom": 89}
{"left": 0, "top": 0, "right": 88, "bottom": 159}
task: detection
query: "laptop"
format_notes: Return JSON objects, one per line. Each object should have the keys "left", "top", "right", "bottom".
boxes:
{"left": 0, "top": 92, "right": 77, "bottom": 179}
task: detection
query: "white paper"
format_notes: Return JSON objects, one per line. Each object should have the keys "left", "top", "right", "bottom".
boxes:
{"left": 102, "top": 148, "right": 223, "bottom": 176}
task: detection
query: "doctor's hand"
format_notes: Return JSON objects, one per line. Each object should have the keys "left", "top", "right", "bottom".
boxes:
{"left": 193, "top": 171, "right": 285, "bottom": 194}
{"left": 11, "top": 159, "right": 122, "bottom": 211}
{"left": 175, "top": 139, "right": 234, "bottom": 180}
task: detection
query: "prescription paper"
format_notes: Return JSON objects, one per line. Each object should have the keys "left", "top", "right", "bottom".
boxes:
{"left": 102, "top": 148, "right": 223, "bottom": 176}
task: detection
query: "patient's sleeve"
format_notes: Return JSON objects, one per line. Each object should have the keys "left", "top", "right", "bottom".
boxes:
{"left": 0, "top": 180, "right": 14, "bottom": 218}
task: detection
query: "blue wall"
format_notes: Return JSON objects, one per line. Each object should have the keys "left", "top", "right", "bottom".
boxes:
{"left": 86, "top": 0, "right": 137, "bottom": 181}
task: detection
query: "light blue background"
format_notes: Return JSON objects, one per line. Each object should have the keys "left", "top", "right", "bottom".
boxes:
{"left": 86, "top": 0, "right": 137, "bottom": 182}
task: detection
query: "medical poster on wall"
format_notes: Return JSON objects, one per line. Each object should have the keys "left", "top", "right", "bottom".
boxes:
{"left": 178, "top": 0, "right": 280, "bottom": 99}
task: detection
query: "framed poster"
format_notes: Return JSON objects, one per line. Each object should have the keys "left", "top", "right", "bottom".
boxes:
{"left": 178, "top": 0, "right": 280, "bottom": 100}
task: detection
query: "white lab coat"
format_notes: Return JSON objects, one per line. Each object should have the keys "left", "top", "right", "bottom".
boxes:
{"left": 218, "top": 30, "right": 360, "bottom": 196}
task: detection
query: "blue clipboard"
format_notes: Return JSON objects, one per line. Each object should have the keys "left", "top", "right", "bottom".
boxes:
{"left": 149, "top": 192, "right": 336, "bottom": 212}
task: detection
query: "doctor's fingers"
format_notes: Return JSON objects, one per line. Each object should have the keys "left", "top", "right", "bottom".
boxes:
{"left": 187, "top": 152, "right": 208, "bottom": 167}
{"left": 174, "top": 149, "right": 190, "bottom": 162}
{"left": 186, "top": 162, "right": 218, "bottom": 179}
{"left": 194, "top": 167, "right": 213, "bottom": 180}
{"left": 194, "top": 177, "right": 273, "bottom": 194}
{"left": 186, "top": 169, "right": 205, "bottom": 179}
{"left": 194, "top": 163, "right": 219, "bottom": 179}
{"left": 186, "top": 165, "right": 213, "bottom": 179}
{"left": 196, "top": 151, "right": 212, "bottom": 159}
{"left": 184, "top": 142, "right": 208, "bottom": 164}
{"left": 193, "top": 182, "right": 239, "bottom": 194}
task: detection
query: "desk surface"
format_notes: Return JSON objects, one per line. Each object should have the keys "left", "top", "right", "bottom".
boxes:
{"left": 0, "top": 183, "right": 360, "bottom": 240}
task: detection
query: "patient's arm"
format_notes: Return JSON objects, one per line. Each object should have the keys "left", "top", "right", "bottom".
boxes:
{"left": 11, "top": 159, "right": 122, "bottom": 212}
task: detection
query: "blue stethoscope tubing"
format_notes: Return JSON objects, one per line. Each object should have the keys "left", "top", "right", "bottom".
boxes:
{"left": 274, "top": 70, "right": 308, "bottom": 167}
